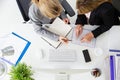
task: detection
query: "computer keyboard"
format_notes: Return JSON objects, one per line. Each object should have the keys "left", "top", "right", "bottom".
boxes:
{"left": 49, "top": 49, "right": 77, "bottom": 62}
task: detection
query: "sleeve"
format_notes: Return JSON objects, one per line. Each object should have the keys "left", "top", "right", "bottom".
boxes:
{"left": 92, "top": 3, "right": 119, "bottom": 38}
{"left": 59, "top": 10, "right": 68, "bottom": 19}
{"left": 75, "top": 14, "right": 88, "bottom": 25}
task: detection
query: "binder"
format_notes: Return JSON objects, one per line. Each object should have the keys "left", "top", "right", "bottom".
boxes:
{"left": 0, "top": 32, "right": 31, "bottom": 66}
{"left": 109, "top": 49, "right": 120, "bottom": 80}
{"left": 41, "top": 18, "right": 72, "bottom": 49}
{"left": 110, "top": 55, "right": 116, "bottom": 80}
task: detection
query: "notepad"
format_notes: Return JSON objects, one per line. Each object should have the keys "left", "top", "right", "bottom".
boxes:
{"left": 0, "top": 32, "right": 31, "bottom": 66}
{"left": 71, "top": 28, "right": 96, "bottom": 48}
{"left": 41, "top": 18, "right": 72, "bottom": 48}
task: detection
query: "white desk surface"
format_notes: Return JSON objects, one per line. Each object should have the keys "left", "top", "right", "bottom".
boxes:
{"left": 1, "top": 24, "right": 120, "bottom": 80}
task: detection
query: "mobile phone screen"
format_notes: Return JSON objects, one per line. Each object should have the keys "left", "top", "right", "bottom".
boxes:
{"left": 82, "top": 49, "right": 91, "bottom": 62}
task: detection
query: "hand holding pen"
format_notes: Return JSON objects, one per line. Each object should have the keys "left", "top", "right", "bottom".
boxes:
{"left": 59, "top": 36, "right": 71, "bottom": 44}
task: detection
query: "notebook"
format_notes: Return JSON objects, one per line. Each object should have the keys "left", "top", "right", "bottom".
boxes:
{"left": 41, "top": 18, "right": 72, "bottom": 49}
{"left": 71, "top": 28, "right": 96, "bottom": 48}
{"left": 49, "top": 49, "right": 76, "bottom": 62}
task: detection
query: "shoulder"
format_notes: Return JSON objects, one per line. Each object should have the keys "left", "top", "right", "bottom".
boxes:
{"left": 96, "top": 2, "right": 115, "bottom": 13}
{"left": 100, "top": 2, "right": 113, "bottom": 7}
{"left": 98, "top": 2, "right": 114, "bottom": 10}
{"left": 29, "top": 3, "right": 44, "bottom": 21}
{"left": 29, "top": 3, "right": 39, "bottom": 14}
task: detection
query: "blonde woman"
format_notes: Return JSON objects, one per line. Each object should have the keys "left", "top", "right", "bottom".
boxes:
{"left": 75, "top": 0, "right": 120, "bottom": 43}
{"left": 29, "top": 0, "right": 75, "bottom": 44}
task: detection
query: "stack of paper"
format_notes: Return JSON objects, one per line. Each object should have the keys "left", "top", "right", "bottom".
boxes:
{"left": 116, "top": 54, "right": 120, "bottom": 80}
{"left": 109, "top": 50, "right": 120, "bottom": 80}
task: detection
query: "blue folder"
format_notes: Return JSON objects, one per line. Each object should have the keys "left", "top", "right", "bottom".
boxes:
{"left": 0, "top": 32, "right": 31, "bottom": 66}
{"left": 110, "top": 55, "right": 116, "bottom": 80}
{"left": 109, "top": 49, "right": 120, "bottom": 53}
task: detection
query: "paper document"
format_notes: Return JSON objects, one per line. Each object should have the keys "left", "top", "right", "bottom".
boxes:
{"left": 72, "top": 29, "right": 96, "bottom": 47}
{"left": 116, "top": 58, "right": 120, "bottom": 80}
{"left": 41, "top": 18, "right": 72, "bottom": 48}
{"left": 104, "top": 57, "right": 110, "bottom": 80}
{"left": 0, "top": 32, "right": 31, "bottom": 66}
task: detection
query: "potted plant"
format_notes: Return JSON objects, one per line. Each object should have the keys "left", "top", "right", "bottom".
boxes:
{"left": 9, "top": 62, "right": 34, "bottom": 80}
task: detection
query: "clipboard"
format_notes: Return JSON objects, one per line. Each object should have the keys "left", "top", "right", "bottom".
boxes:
{"left": 0, "top": 32, "right": 31, "bottom": 66}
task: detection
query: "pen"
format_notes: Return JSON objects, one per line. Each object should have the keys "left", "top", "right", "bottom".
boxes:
{"left": 68, "top": 40, "right": 72, "bottom": 41}
{"left": 44, "top": 25, "right": 49, "bottom": 28}
{"left": 61, "top": 39, "right": 72, "bottom": 42}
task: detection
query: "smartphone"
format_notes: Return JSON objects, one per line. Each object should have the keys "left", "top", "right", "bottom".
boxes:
{"left": 82, "top": 49, "right": 91, "bottom": 62}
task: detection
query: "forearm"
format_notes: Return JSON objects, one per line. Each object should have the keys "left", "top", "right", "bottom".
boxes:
{"left": 92, "top": 25, "right": 112, "bottom": 38}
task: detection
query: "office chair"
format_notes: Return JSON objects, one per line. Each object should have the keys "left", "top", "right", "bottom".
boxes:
{"left": 112, "top": 0, "right": 120, "bottom": 16}
{"left": 16, "top": 0, "right": 31, "bottom": 23}
{"left": 16, "top": 0, "right": 75, "bottom": 23}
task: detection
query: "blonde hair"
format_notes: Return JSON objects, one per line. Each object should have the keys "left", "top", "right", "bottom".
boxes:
{"left": 32, "top": 0, "right": 63, "bottom": 18}
{"left": 76, "top": 0, "right": 111, "bottom": 14}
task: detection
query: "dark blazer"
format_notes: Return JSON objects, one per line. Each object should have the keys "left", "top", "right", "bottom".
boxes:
{"left": 75, "top": 2, "right": 120, "bottom": 38}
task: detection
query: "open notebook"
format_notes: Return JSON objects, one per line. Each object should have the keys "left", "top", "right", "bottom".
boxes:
{"left": 41, "top": 18, "right": 72, "bottom": 48}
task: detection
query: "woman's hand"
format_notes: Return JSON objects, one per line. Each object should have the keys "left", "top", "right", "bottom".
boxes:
{"left": 81, "top": 32, "right": 94, "bottom": 43}
{"left": 63, "top": 18, "right": 69, "bottom": 24}
{"left": 59, "top": 36, "right": 69, "bottom": 44}
{"left": 75, "top": 25, "right": 83, "bottom": 38}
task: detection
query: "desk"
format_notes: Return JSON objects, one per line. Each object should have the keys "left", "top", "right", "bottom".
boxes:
{"left": 0, "top": 24, "right": 120, "bottom": 80}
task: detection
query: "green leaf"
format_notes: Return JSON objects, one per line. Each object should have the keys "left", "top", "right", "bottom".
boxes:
{"left": 9, "top": 62, "right": 34, "bottom": 80}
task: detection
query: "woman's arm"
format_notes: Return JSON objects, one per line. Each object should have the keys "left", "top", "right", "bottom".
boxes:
{"left": 92, "top": 2, "right": 120, "bottom": 38}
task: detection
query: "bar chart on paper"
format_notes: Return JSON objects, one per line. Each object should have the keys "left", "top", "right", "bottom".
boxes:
{"left": 72, "top": 29, "right": 96, "bottom": 48}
